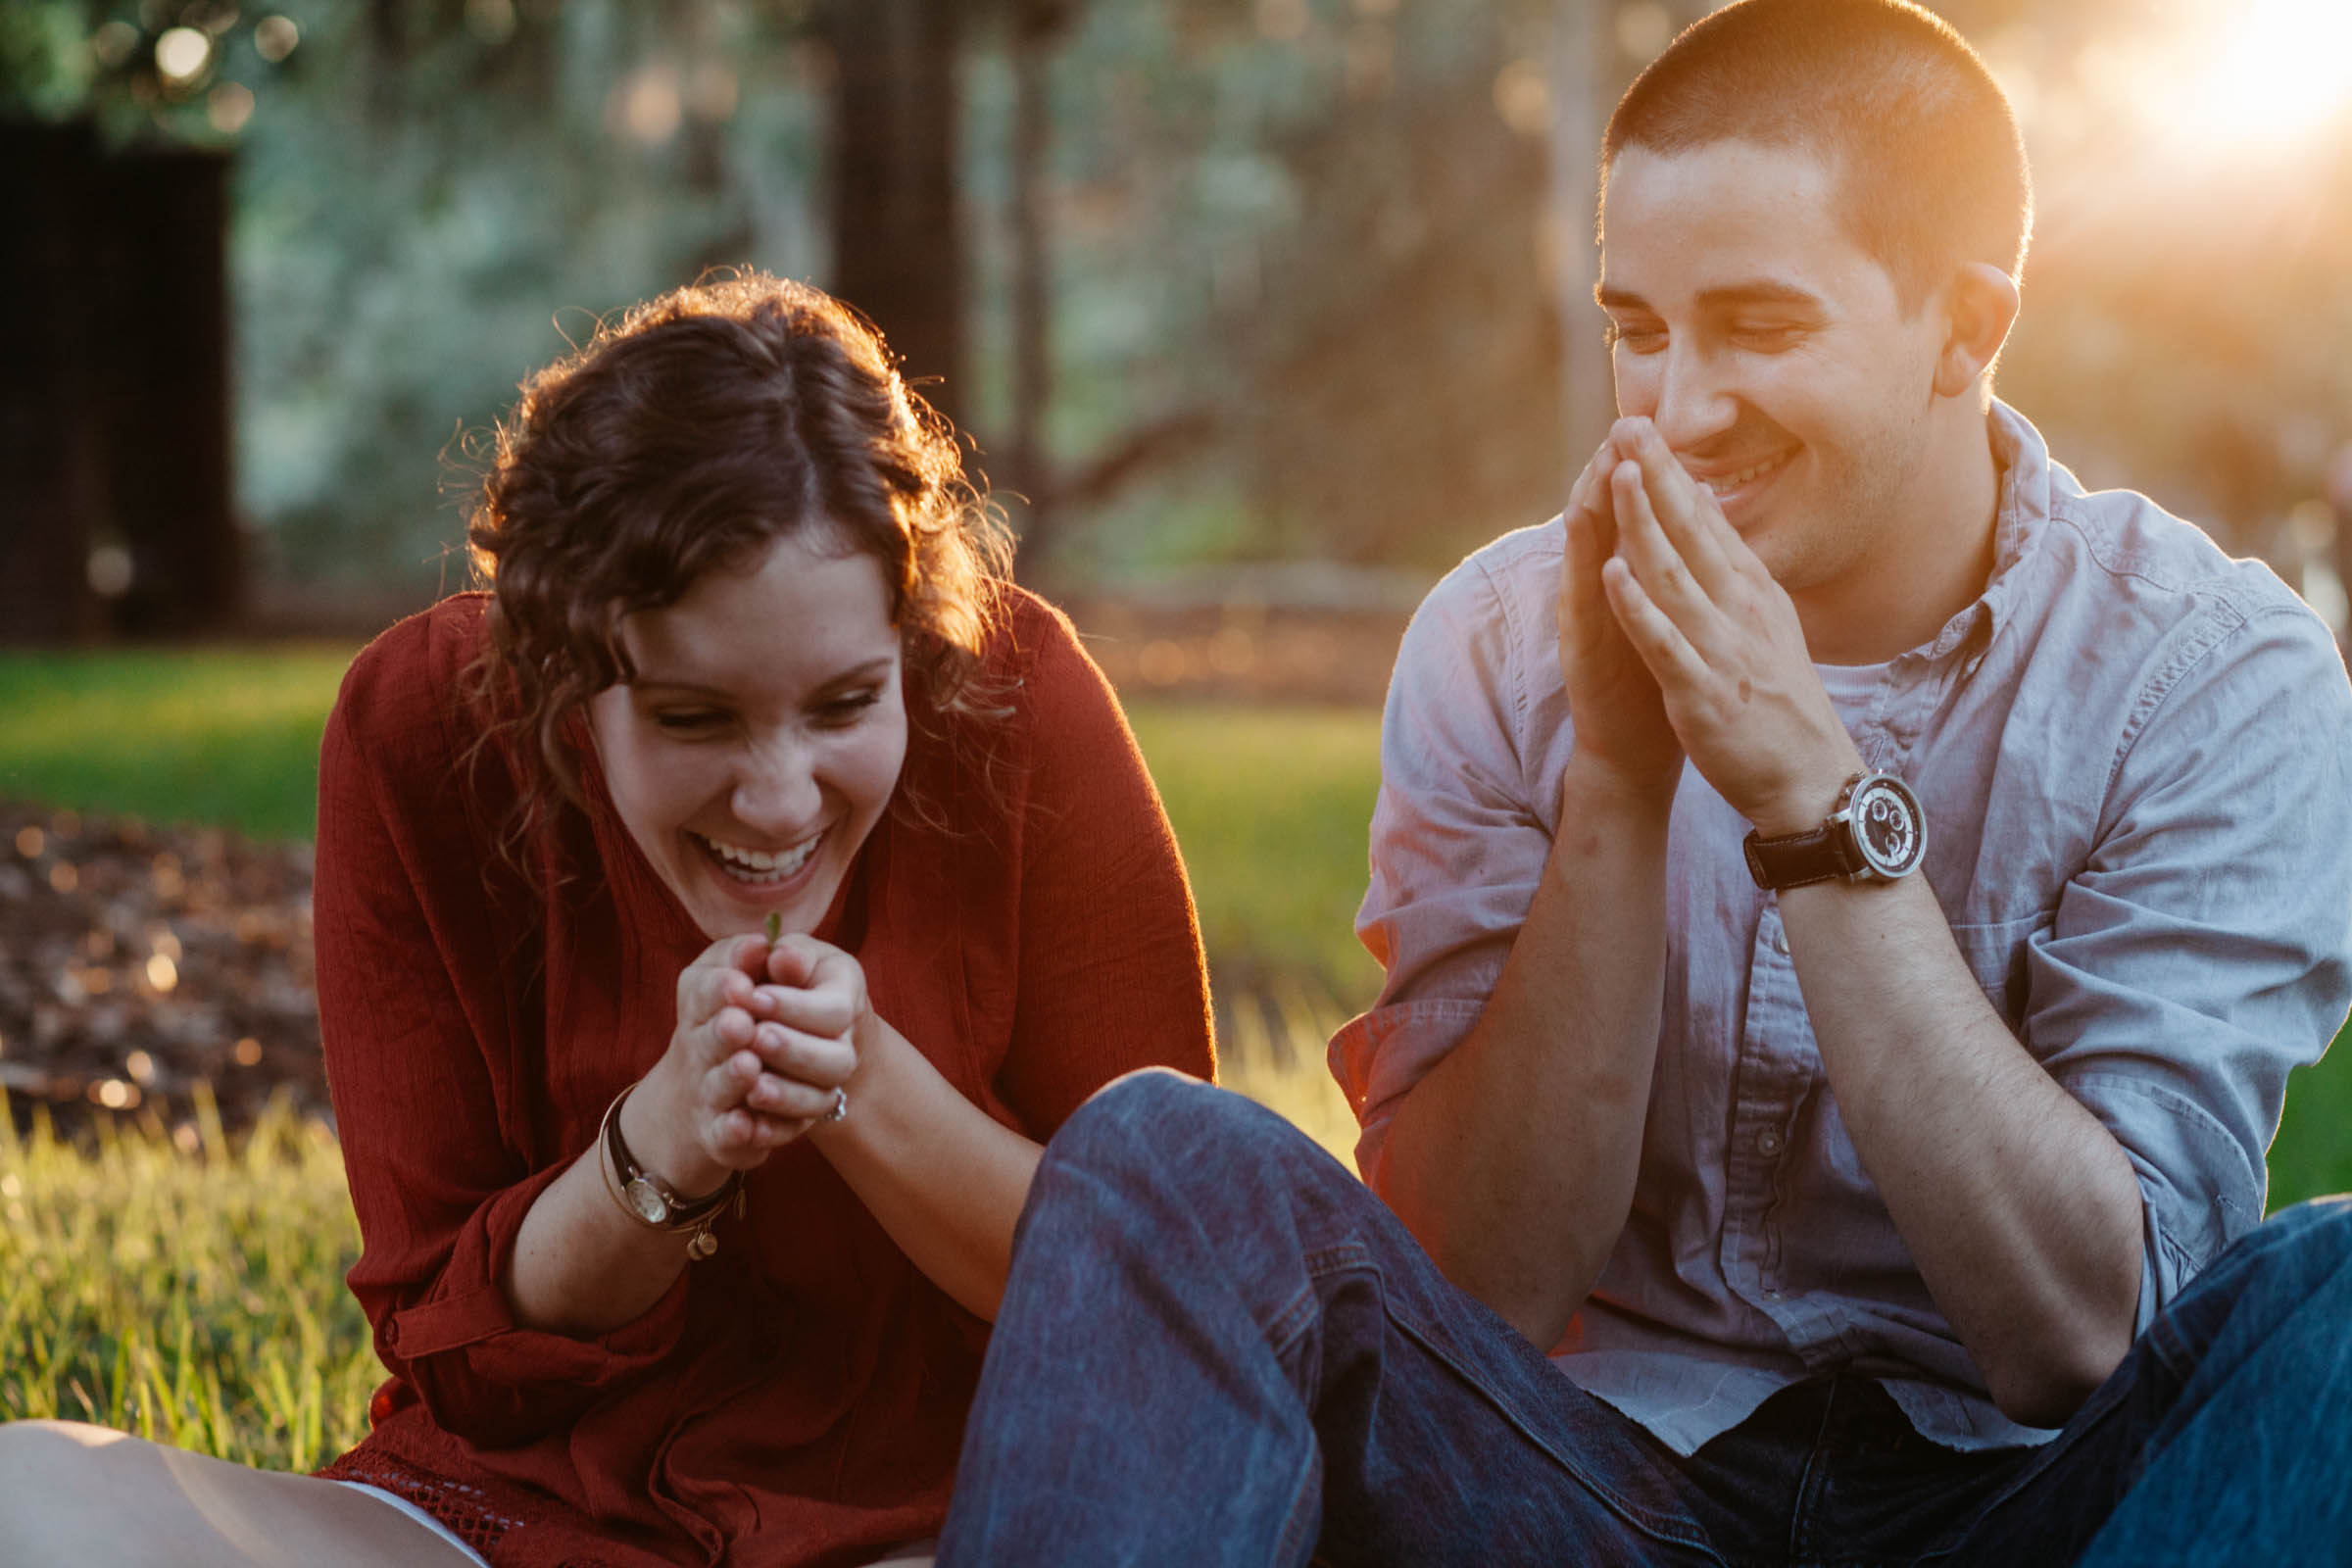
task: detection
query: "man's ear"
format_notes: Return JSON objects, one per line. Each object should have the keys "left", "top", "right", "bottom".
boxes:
{"left": 1932, "top": 263, "right": 2021, "bottom": 399}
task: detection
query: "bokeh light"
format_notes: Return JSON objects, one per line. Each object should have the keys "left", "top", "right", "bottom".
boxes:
{"left": 254, "top": 16, "right": 300, "bottom": 65}
{"left": 614, "top": 65, "right": 683, "bottom": 143}
{"left": 154, "top": 26, "right": 211, "bottom": 88}
{"left": 208, "top": 81, "right": 255, "bottom": 136}
{"left": 85, "top": 545, "right": 133, "bottom": 599}
{"left": 89, "top": 21, "right": 139, "bottom": 69}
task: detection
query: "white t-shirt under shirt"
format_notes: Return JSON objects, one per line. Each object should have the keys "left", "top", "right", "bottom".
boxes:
{"left": 1815, "top": 658, "right": 1891, "bottom": 730}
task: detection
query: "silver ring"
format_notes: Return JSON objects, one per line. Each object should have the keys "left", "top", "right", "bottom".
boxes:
{"left": 822, "top": 1086, "right": 849, "bottom": 1124}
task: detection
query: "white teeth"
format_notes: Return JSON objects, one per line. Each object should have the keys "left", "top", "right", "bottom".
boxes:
{"left": 1703, "top": 451, "right": 1791, "bottom": 495}
{"left": 697, "top": 832, "right": 819, "bottom": 882}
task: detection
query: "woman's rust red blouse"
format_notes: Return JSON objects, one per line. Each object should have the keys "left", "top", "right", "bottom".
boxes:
{"left": 311, "top": 588, "right": 1214, "bottom": 1567}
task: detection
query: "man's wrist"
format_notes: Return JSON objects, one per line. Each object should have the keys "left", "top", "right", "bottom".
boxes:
{"left": 1745, "top": 754, "right": 1867, "bottom": 839}
{"left": 1559, "top": 748, "right": 1682, "bottom": 824}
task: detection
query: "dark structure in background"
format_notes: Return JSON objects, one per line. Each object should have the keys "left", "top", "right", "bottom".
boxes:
{"left": 827, "top": 0, "right": 967, "bottom": 434}
{"left": 0, "top": 120, "right": 239, "bottom": 644}
{"left": 823, "top": 0, "right": 1080, "bottom": 585}
{"left": 1004, "top": 0, "right": 1075, "bottom": 577}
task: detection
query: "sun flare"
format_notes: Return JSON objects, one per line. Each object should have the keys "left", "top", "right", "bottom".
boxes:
{"left": 2178, "top": 0, "right": 2352, "bottom": 147}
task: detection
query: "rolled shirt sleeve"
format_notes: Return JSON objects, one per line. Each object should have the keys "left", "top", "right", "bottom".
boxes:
{"left": 1331, "top": 538, "right": 1564, "bottom": 1189}
{"left": 2026, "top": 603, "right": 2352, "bottom": 1329}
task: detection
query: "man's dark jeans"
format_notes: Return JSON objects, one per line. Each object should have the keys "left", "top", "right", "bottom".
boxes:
{"left": 937, "top": 1071, "right": 2352, "bottom": 1567}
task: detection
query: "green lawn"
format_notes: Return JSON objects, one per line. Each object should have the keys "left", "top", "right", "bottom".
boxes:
{"left": 1125, "top": 702, "right": 1386, "bottom": 1012}
{"left": 0, "top": 646, "right": 354, "bottom": 843}
{"left": 0, "top": 652, "right": 1384, "bottom": 994}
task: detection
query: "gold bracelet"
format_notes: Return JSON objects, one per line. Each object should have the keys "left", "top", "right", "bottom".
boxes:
{"left": 598, "top": 1083, "right": 744, "bottom": 1261}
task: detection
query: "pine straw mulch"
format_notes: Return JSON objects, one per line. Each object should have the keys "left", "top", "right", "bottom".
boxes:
{"left": 0, "top": 799, "right": 326, "bottom": 1145}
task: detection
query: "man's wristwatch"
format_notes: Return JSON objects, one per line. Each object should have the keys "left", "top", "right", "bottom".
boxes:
{"left": 1742, "top": 770, "right": 1927, "bottom": 890}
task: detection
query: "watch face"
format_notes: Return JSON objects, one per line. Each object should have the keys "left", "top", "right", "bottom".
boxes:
{"left": 625, "top": 1177, "right": 668, "bottom": 1225}
{"left": 1848, "top": 775, "right": 1925, "bottom": 878}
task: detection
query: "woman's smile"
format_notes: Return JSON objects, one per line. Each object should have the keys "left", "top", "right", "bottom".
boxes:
{"left": 588, "top": 537, "right": 909, "bottom": 941}
{"left": 691, "top": 827, "right": 827, "bottom": 885}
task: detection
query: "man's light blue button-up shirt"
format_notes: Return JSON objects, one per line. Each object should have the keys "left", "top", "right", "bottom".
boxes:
{"left": 1331, "top": 403, "right": 2352, "bottom": 1455}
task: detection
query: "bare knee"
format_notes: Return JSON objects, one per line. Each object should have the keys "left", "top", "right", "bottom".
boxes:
{"left": 0, "top": 1418, "right": 136, "bottom": 1488}
{"left": 0, "top": 1422, "right": 151, "bottom": 1562}
{"left": 0, "top": 1420, "right": 478, "bottom": 1568}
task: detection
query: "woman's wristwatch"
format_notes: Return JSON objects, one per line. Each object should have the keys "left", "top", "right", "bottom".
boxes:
{"left": 599, "top": 1084, "right": 745, "bottom": 1260}
{"left": 1742, "top": 770, "right": 1928, "bottom": 890}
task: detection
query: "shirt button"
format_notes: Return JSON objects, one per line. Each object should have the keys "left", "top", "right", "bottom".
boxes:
{"left": 1769, "top": 926, "right": 1788, "bottom": 955}
{"left": 1756, "top": 1129, "right": 1785, "bottom": 1156}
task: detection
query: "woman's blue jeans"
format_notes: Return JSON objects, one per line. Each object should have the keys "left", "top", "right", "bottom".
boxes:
{"left": 937, "top": 1071, "right": 2352, "bottom": 1567}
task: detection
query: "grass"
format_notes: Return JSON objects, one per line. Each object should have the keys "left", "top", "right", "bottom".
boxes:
{"left": 3, "top": 644, "right": 2350, "bottom": 1471}
{"left": 2266, "top": 1048, "right": 2352, "bottom": 1211}
{"left": 0, "top": 646, "right": 355, "bottom": 843}
{"left": 0, "top": 1088, "right": 377, "bottom": 1468}
{"left": 1126, "top": 701, "right": 1386, "bottom": 1011}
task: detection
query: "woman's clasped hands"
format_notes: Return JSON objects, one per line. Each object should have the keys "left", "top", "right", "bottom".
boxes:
{"left": 626, "top": 929, "right": 870, "bottom": 1196}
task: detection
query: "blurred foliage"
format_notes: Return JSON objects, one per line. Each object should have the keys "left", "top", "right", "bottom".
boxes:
{"left": 6, "top": 0, "right": 832, "bottom": 600}
{"left": 225, "top": 1, "right": 833, "bottom": 593}
{"left": 983, "top": 0, "right": 1568, "bottom": 577}
{"left": 1943, "top": 0, "right": 2352, "bottom": 560}
{"left": 3, "top": 0, "right": 2349, "bottom": 607}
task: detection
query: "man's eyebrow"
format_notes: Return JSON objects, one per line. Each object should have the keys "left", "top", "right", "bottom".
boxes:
{"left": 1695, "top": 280, "right": 1827, "bottom": 312}
{"left": 1593, "top": 280, "right": 1828, "bottom": 312}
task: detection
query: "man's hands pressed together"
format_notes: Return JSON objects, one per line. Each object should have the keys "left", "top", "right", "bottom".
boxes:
{"left": 1553, "top": 430, "right": 1684, "bottom": 800}
{"left": 1588, "top": 418, "right": 1861, "bottom": 835}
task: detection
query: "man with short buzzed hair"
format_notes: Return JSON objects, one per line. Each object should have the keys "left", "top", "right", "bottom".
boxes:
{"left": 935, "top": 3, "right": 2352, "bottom": 1563}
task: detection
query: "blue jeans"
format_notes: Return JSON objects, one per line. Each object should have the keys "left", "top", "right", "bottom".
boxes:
{"left": 937, "top": 1071, "right": 2352, "bottom": 1567}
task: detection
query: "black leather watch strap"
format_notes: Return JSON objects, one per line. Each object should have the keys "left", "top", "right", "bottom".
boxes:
{"left": 1741, "top": 822, "right": 1856, "bottom": 890}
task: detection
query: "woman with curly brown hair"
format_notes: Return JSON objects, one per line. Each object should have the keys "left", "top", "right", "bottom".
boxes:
{"left": 0, "top": 273, "right": 1214, "bottom": 1566}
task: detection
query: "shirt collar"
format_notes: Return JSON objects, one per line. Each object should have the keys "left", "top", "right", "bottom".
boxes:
{"left": 1900, "top": 399, "right": 2050, "bottom": 674}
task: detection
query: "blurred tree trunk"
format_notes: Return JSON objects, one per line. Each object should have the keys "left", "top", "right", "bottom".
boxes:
{"left": 1006, "top": 0, "right": 1071, "bottom": 583}
{"left": 827, "top": 0, "right": 967, "bottom": 430}
{"left": 1547, "top": 0, "right": 1617, "bottom": 491}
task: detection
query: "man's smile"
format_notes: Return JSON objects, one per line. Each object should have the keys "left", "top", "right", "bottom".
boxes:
{"left": 1686, "top": 445, "right": 1798, "bottom": 516}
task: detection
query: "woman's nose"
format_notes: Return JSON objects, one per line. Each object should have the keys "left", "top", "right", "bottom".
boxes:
{"left": 730, "top": 734, "right": 822, "bottom": 835}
